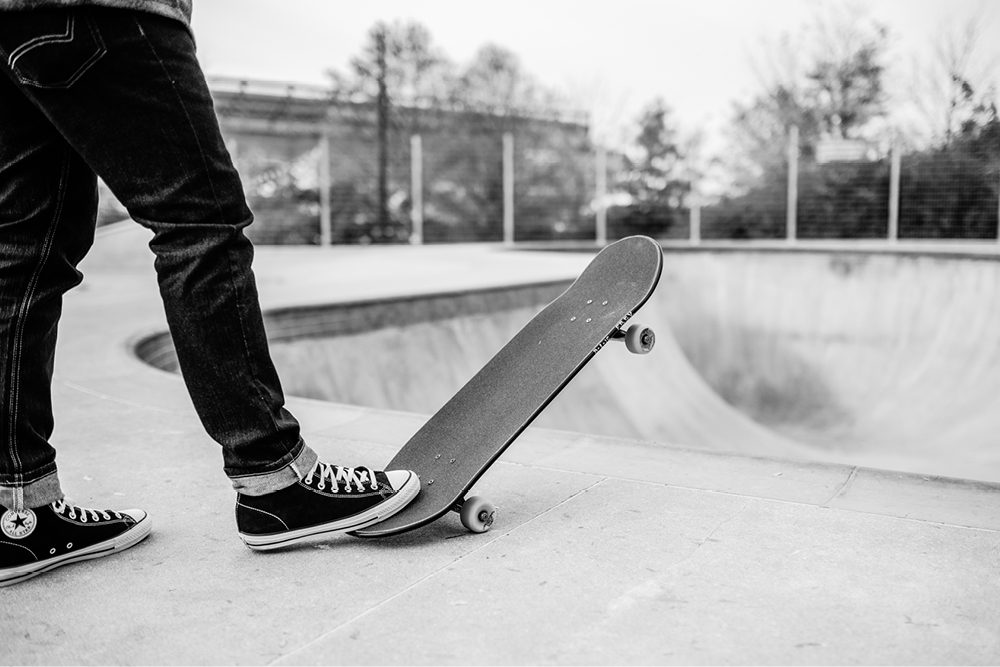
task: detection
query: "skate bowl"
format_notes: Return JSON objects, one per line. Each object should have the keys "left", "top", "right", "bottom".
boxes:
{"left": 135, "top": 242, "right": 1000, "bottom": 484}
{"left": 22, "top": 223, "right": 997, "bottom": 665}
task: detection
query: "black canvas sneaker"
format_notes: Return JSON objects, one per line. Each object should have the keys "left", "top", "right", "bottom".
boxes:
{"left": 0, "top": 499, "right": 151, "bottom": 587}
{"left": 236, "top": 460, "right": 420, "bottom": 550}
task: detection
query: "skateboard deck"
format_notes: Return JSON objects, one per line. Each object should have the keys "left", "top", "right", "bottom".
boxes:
{"left": 353, "top": 235, "right": 663, "bottom": 537}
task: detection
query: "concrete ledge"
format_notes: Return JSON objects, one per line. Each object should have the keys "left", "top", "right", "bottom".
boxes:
{"left": 319, "top": 402, "right": 1000, "bottom": 531}
{"left": 135, "top": 281, "right": 571, "bottom": 372}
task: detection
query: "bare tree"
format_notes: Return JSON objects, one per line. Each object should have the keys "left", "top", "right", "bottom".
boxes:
{"left": 449, "top": 44, "right": 563, "bottom": 120}
{"left": 327, "top": 20, "right": 453, "bottom": 110}
{"left": 562, "top": 76, "right": 634, "bottom": 149}
{"left": 724, "top": 1, "right": 889, "bottom": 188}
{"left": 905, "top": 8, "right": 999, "bottom": 146}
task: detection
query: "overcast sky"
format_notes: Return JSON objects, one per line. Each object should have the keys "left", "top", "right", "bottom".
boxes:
{"left": 191, "top": 0, "right": 999, "bottom": 148}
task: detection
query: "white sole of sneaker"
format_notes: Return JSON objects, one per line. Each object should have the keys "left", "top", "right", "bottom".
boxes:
{"left": 240, "top": 471, "right": 421, "bottom": 551}
{"left": 0, "top": 512, "right": 152, "bottom": 588}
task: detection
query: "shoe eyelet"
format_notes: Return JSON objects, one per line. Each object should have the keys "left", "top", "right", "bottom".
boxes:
{"left": 50, "top": 548, "right": 56, "bottom": 555}
{"left": 67, "top": 543, "right": 73, "bottom": 549}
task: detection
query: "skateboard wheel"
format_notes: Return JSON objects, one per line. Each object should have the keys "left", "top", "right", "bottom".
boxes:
{"left": 624, "top": 324, "right": 655, "bottom": 354}
{"left": 459, "top": 496, "right": 496, "bottom": 533}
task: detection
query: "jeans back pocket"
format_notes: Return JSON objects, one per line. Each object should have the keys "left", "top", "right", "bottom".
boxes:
{"left": 0, "top": 10, "right": 106, "bottom": 89}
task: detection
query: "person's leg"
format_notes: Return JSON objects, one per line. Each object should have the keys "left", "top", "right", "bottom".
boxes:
{"left": 0, "top": 7, "right": 417, "bottom": 558}
{"left": 0, "top": 36, "right": 98, "bottom": 512}
{"left": 0, "top": 8, "right": 308, "bottom": 489}
{"left": 0, "top": 32, "right": 150, "bottom": 589}
{"left": 0, "top": 7, "right": 308, "bottom": 489}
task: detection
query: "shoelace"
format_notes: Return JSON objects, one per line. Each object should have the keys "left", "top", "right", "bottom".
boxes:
{"left": 304, "top": 461, "right": 380, "bottom": 493}
{"left": 51, "top": 499, "right": 123, "bottom": 523}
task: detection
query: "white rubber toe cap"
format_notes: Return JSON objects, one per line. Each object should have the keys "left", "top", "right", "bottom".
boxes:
{"left": 120, "top": 509, "right": 147, "bottom": 522}
{"left": 385, "top": 470, "right": 420, "bottom": 494}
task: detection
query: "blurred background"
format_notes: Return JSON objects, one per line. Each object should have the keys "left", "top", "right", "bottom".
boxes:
{"left": 97, "top": 0, "right": 1000, "bottom": 247}
{"left": 99, "top": 0, "right": 1000, "bottom": 481}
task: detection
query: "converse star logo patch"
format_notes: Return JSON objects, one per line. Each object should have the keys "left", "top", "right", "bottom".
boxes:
{"left": 1, "top": 509, "right": 37, "bottom": 539}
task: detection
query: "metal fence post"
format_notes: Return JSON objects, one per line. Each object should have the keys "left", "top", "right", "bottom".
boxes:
{"left": 318, "top": 131, "right": 331, "bottom": 246}
{"left": 410, "top": 134, "right": 423, "bottom": 245}
{"left": 690, "top": 195, "right": 701, "bottom": 245}
{"left": 888, "top": 144, "right": 901, "bottom": 243}
{"left": 595, "top": 146, "right": 607, "bottom": 245}
{"left": 503, "top": 132, "right": 514, "bottom": 246}
{"left": 786, "top": 125, "right": 799, "bottom": 242}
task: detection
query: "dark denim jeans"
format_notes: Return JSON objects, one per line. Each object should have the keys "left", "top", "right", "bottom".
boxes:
{"left": 0, "top": 7, "right": 316, "bottom": 510}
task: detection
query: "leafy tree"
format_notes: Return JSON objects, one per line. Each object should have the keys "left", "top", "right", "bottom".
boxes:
{"left": 617, "top": 99, "right": 687, "bottom": 206}
{"left": 607, "top": 99, "right": 691, "bottom": 238}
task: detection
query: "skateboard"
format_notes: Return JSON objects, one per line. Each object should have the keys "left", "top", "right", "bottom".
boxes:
{"left": 353, "top": 235, "right": 663, "bottom": 537}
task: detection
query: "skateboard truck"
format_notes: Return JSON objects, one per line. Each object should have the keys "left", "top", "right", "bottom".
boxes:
{"left": 611, "top": 323, "right": 655, "bottom": 354}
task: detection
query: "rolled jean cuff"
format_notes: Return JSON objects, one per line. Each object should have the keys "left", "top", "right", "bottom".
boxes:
{"left": 229, "top": 442, "right": 318, "bottom": 496}
{"left": 0, "top": 471, "right": 64, "bottom": 511}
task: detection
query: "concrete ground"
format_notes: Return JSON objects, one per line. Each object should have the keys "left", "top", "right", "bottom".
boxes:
{"left": 2, "top": 223, "right": 999, "bottom": 665}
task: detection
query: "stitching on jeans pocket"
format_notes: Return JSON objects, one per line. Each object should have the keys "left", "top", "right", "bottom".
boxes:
{"left": 5, "top": 13, "right": 106, "bottom": 89}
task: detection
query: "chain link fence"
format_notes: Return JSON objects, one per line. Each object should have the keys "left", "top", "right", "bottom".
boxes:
{"left": 209, "top": 78, "right": 598, "bottom": 245}
{"left": 697, "top": 130, "right": 999, "bottom": 242}
{"left": 898, "top": 149, "right": 1000, "bottom": 239}
{"left": 94, "top": 79, "right": 999, "bottom": 246}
